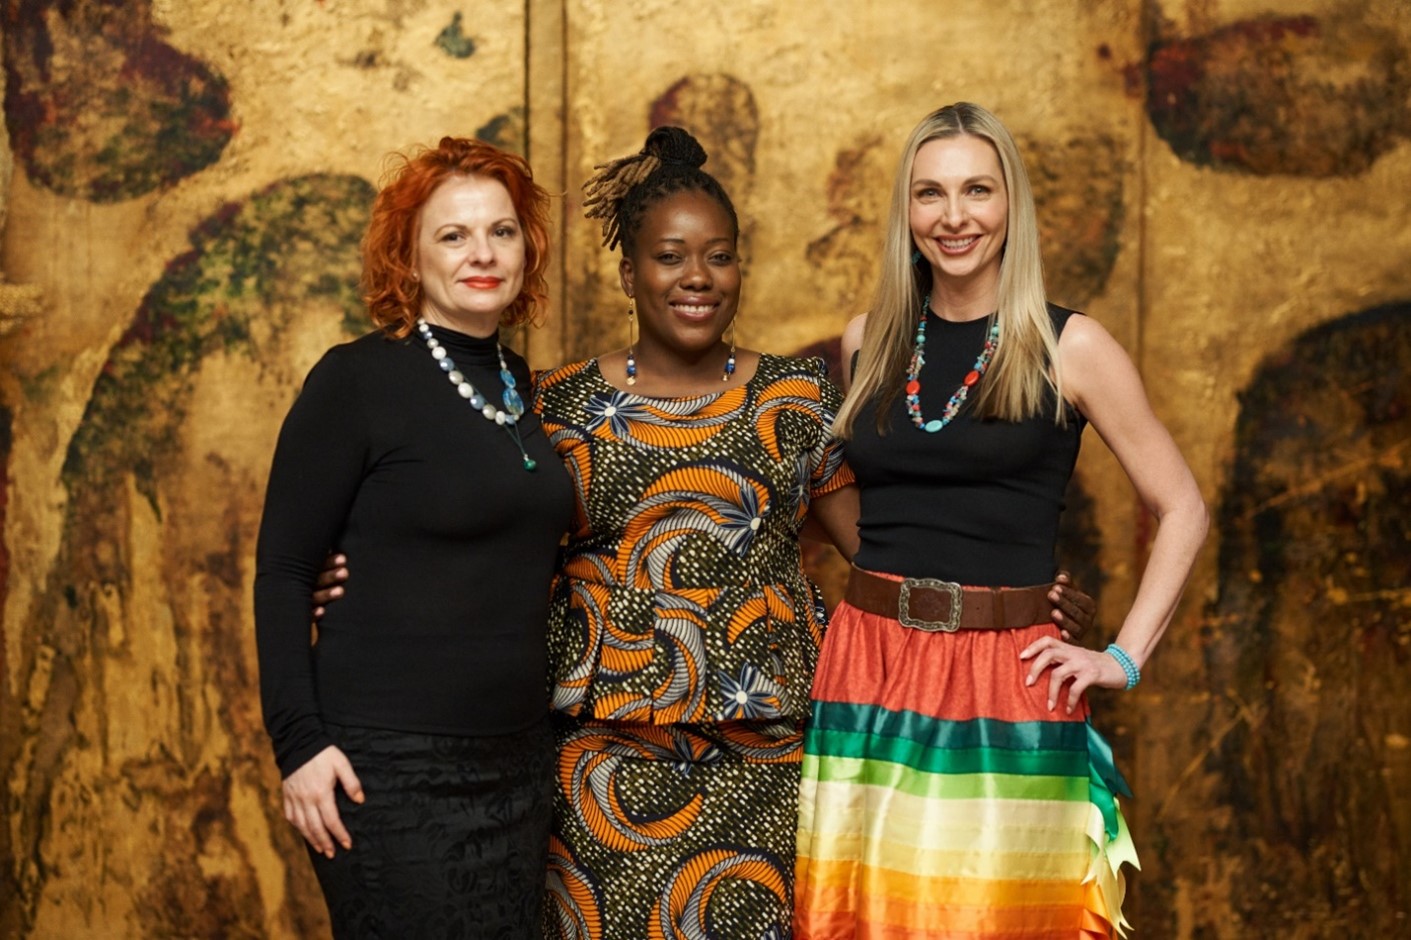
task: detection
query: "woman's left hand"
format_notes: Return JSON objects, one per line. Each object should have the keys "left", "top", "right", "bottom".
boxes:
{"left": 1019, "top": 636, "right": 1129, "bottom": 714}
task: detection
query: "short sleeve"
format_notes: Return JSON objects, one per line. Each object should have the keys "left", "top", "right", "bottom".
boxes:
{"left": 805, "top": 357, "right": 856, "bottom": 500}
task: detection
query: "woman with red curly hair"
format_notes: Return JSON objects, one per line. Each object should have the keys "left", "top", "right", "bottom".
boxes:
{"left": 254, "top": 137, "right": 574, "bottom": 937}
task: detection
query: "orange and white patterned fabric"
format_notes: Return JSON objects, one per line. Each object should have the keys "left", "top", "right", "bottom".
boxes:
{"left": 536, "top": 354, "right": 853, "bottom": 728}
{"left": 535, "top": 354, "right": 854, "bottom": 939}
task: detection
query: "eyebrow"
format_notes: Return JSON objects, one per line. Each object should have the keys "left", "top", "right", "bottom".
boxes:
{"left": 651, "top": 236, "right": 735, "bottom": 245}
{"left": 911, "top": 174, "right": 999, "bottom": 187}
{"left": 434, "top": 217, "right": 520, "bottom": 230}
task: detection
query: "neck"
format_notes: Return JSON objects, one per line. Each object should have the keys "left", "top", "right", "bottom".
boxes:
{"left": 621, "top": 342, "right": 738, "bottom": 396}
{"left": 929, "top": 273, "right": 998, "bottom": 323}
{"left": 421, "top": 308, "right": 501, "bottom": 338}
{"left": 638, "top": 342, "right": 731, "bottom": 371}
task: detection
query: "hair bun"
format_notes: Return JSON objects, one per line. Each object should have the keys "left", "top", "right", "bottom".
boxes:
{"left": 643, "top": 126, "right": 707, "bottom": 169}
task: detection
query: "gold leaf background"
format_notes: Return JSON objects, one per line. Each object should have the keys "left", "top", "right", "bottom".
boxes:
{"left": 2, "top": 0, "right": 1408, "bottom": 936}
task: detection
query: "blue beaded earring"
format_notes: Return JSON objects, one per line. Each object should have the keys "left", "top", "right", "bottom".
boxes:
{"left": 912, "top": 248, "right": 923, "bottom": 265}
{"left": 722, "top": 319, "right": 737, "bottom": 381}
{"left": 625, "top": 297, "right": 638, "bottom": 386}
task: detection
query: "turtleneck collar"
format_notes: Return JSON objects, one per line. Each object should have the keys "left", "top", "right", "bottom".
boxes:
{"left": 423, "top": 321, "right": 501, "bottom": 364}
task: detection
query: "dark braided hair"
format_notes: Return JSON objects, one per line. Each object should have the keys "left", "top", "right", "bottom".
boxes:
{"left": 582, "top": 126, "right": 739, "bottom": 255}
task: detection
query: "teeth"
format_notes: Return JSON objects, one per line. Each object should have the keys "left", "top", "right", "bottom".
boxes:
{"left": 940, "top": 237, "right": 976, "bottom": 250}
{"left": 674, "top": 304, "right": 713, "bottom": 314}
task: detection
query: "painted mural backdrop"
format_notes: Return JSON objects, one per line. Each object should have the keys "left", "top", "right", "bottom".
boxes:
{"left": 0, "top": 1, "right": 529, "bottom": 935}
{"left": 2, "top": 1, "right": 1408, "bottom": 937}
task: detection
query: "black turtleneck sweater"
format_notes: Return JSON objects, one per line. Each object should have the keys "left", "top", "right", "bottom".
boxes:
{"left": 254, "top": 325, "right": 574, "bottom": 778}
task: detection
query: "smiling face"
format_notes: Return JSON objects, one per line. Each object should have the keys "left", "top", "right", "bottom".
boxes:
{"left": 620, "top": 188, "right": 741, "bottom": 367}
{"left": 415, "top": 174, "right": 526, "bottom": 335}
{"left": 909, "top": 134, "right": 1009, "bottom": 298}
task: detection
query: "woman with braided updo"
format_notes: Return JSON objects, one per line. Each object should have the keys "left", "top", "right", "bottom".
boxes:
{"left": 534, "top": 125, "right": 862, "bottom": 938}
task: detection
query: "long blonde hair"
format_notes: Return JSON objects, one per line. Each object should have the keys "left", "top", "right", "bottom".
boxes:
{"left": 835, "top": 102, "right": 1063, "bottom": 438}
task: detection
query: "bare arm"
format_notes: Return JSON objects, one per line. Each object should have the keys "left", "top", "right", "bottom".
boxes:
{"left": 1023, "top": 314, "right": 1208, "bottom": 709}
{"left": 801, "top": 483, "right": 861, "bottom": 562}
{"left": 839, "top": 313, "right": 867, "bottom": 393}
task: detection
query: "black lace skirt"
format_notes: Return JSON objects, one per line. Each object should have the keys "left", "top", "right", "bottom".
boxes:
{"left": 309, "top": 719, "right": 554, "bottom": 939}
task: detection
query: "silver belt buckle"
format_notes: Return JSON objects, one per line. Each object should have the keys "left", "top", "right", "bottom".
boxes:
{"left": 898, "top": 578, "right": 963, "bottom": 632}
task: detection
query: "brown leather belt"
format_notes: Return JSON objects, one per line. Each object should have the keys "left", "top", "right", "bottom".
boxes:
{"left": 844, "top": 566, "right": 1069, "bottom": 635}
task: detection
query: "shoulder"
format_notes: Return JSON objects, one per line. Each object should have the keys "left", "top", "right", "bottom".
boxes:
{"left": 533, "top": 358, "right": 598, "bottom": 405}
{"left": 1045, "top": 302, "right": 1086, "bottom": 337}
{"left": 303, "top": 330, "right": 401, "bottom": 383}
{"left": 756, "top": 354, "right": 844, "bottom": 411}
{"left": 537, "top": 358, "right": 594, "bottom": 385}
{"left": 317, "top": 329, "right": 407, "bottom": 367}
{"left": 757, "top": 352, "right": 830, "bottom": 385}
{"left": 1054, "top": 310, "right": 1144, "bottom": 413}
{"left": 1054, "top": 309, "right": 1116, "bottom": 361}
{"left": 841, "top": 313, "right": 868, "bottom": 356}
{"left": 840, "top": 313, "right": 869, "bottom": 387}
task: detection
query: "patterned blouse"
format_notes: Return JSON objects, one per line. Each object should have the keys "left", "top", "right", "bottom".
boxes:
{"left": 534, "top": 353, "right": 855, "bottom": 725}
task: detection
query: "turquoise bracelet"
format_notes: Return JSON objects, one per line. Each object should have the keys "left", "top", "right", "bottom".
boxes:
{"left": 1105, "top": 643, "right": 1141, "bottom": 690}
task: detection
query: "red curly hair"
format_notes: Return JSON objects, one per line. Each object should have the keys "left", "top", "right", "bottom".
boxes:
{"left": 362, "top": 137, "right": 552, "bottom": 338}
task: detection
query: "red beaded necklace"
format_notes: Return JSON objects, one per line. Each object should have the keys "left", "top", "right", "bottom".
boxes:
{"left": 904, "top": 296, "right": 1000, "bottom": 432}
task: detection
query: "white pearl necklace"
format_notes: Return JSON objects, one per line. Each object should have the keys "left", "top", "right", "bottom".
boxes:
{"left": 416, "top": 318, "right": 536, "bottom": 471}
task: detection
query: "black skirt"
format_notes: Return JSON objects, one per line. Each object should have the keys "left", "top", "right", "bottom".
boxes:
{"left": 309, "top": 719, "right": 554, "bottom": 939}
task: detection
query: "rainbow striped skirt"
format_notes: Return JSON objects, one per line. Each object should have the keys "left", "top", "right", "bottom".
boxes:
{"left": 794, "top": 591, "right": 1138, "bottom": 939}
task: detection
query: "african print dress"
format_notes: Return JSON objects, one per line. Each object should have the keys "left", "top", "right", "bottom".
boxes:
{"left": 534, "top": 354, "right": 855, "bottom": 940}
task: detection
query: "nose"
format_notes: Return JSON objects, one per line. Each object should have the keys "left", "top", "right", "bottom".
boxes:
{"left": 680, "top": 255, "right": 712, "bottom": 288}
{"left": 940, "top": 197, "right": 966, "bottom": 228}
{"left": 468, "top": 234, "right": 494, "bottom": 265}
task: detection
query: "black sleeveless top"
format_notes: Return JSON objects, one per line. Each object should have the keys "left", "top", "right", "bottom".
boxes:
{"left": 848, "top": 305, "right": 1085, "bottom": 587}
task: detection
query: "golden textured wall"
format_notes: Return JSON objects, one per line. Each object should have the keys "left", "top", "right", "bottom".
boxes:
{"left": 2, "top": 1, "right": 1408, "bottom": 937}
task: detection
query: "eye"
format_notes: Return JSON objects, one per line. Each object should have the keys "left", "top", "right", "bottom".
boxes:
{"left": 441, "top": 230, "right": 465, "bottom": 243}
{"left": 656, "top": 252, "right": 682, "bottom": 264}
{"left": 912, "top": 186, "right": 939, "bottom": 201}
{"left": 967, "top": 184, "right": 991, "bottom": 196}
{"left": 709, "top": 251, "right": 736, "bottom": 265}
{"left": 495, "top": 224, "right": 519, "bottom": 239}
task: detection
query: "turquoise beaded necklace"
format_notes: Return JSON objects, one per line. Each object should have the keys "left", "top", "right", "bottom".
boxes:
{"left": 416, "top": 318, "right": 537, "bottom": 471}
{"left": 904, "top": 296, "right": 1000, "bottom": 432}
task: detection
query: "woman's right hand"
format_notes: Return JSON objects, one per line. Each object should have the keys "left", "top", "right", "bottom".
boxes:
{"left": 281, "top": 745, "right": 364, "bottom": 857}
{"left": 311, "top": 553, "right": 349, "bottom": 620}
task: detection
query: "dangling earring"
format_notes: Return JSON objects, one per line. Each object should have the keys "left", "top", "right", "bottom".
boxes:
{"left": 722, "top": 318, "right": 737, "bottom": 381}
{"left": 911, "top": 248, "right": 923, "bottom": 265}
{"left": 625, "top": 297, "right": 638, "bottom": 386}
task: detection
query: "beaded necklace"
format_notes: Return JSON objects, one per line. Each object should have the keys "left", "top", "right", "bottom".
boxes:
{"left": 416, "top": 318, "right": 537, "bottom": 471}
{"left": 904, "top": 296, "right": 1000, "bottom": 432}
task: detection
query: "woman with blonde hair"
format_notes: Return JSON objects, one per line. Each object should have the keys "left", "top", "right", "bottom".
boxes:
{"left": 794, "top": 102, "right": 1207, "bottom": 937}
